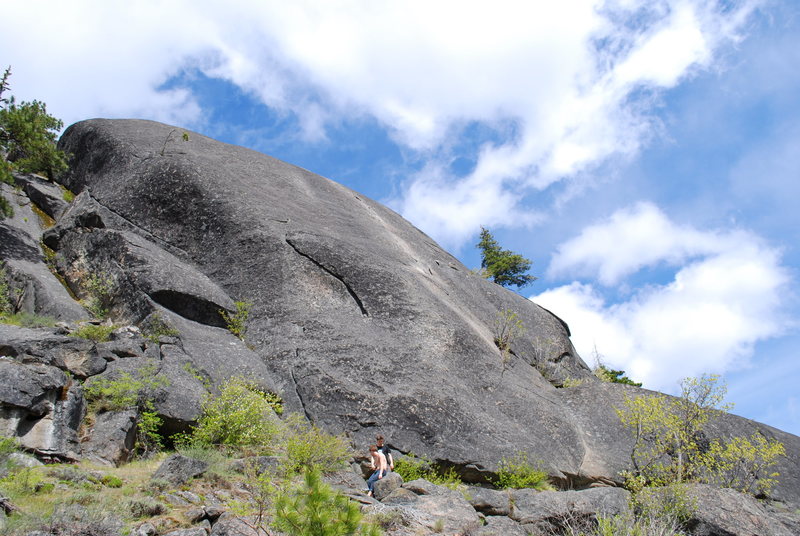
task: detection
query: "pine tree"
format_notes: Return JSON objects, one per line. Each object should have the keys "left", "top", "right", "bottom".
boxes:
{"left": 477, "top": 226, "right": 536, "bottom": 289}
{"left": 273, "top": 468, "right": 381, "bottom": 536}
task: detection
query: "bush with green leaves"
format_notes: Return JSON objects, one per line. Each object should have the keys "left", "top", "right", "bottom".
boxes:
{"left": 70, "top": 323, "right": 116, "bottom": 342}
{"left": 189, "top": 376, "right": 282, "bottom": 452}
{"left": 0, "top": 262, "right": 12, "bottom": 314}
{"left": 82, "top": 273, "right": 115, "bottom": 319}
{"left": 393, "top": 453, "right": 462, "bottom": 489}
{"left": 617, "top": 374, "right": 785, "bottom": 496}
{"left": 272, "top": 468, "right": 382, "bottom": 536}
{"left": 83, "top": 363, "right": 169, "bottom": 455}
{"left": 142, "top": 313, "right": 179, "bottom": 343}
{"left": 493, "top": 309, "right": 525, "bottom": 366}
{"left": 221, "top": 300, "right": 251, "bottom": 339}
{"left": 283, "top": 413, "right": 351, "bottom": 475}
{"left": 495, "top": 451, "right": 553, "bottom": 490}
{"left": 1, "top": 311, "right": 57, "bottom": 328}
{"left": 0, "top": 66, "right": 68, "bottom": 218}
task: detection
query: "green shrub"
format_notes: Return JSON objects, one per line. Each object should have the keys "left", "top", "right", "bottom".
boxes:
{"left": 282, "top": 413, "right": 351, "bottom": 475}
{"left": 493, "top": 309, "right": 524, "bottom": 365}
{"left": 221, "top": 301, "right": 251, "bottom": 339}
{"left": 393, "top": 452, "right": 431, "bottom": 482}
{"left": 0, "top": 466, "right": 46, "bottom": 496}
{"left": 100, "top": 475, "right": 123, "bottom": 488}
{"left": 82, "top": 273, "right": 115, "bottom": 319}
{"left": 189, "top": 376, "right": 282, "bottom": 452}
{"left": 495, "top": 452, "right": 553, "bottom": 490}
{"left": 393, "top": 453, "right": 462, "bottom": 489}
{"left": 272, "top": 468, "right": 382, "bottom": 536}
{"left": 70, "top": 323, "right": 115, "bottom": 342}
{"left": 83, "top": 364, "right": 166, "bottom": 412}
{"left": 594, "top": 364, "right": 642, "bottom": 387}
{"left": 0, "top": 262, "right": 12, "bottom": 314}
{"left": 617, "top": 374, "right": 784, "bottom": 495}
{"left": 83, "top": 363, "right": 168, "bottom": 456}
{"left": 0, "top": 311, "right": 57, "bottom": 328}
{"left": 142, "top": 313, "right": 179, "bottom": 343}
{"left": 560, "top": 377, "right": 586, "bottom": 388}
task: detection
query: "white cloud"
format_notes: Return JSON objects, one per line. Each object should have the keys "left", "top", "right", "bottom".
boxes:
{"left": 533, "top": 203, "right": 791, "bottom": 391}
{"left": 0, "top": 0, "right": 760, "bottom": 246}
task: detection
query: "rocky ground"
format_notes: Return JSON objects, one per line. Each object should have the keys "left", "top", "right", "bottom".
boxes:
{"left": 3, "top": 448, "right": 799, "bottom": 536}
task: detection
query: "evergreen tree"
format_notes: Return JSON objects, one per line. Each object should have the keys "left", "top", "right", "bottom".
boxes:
{"left": 477, "top": 226, "right": 536, "bottom": 289}
{"left": 0, "top": 66, "right": 68, "bottom": 218}
{"left": 273, "top": 468, "right": 381, "bottom": 536}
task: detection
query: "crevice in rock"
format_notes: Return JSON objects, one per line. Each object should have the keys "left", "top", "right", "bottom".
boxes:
{"left": 290, "top": 365, "right": 314, "bottom": 422}
{"left": 285, "top": 238, "right": 369, "bottom": 317}
{"left": 149, "top": 290, "right": 227, "bottom": 328}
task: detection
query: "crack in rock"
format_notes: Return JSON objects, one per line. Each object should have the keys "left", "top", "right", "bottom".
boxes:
{"left": 285, "top": 238, "right": 369, "bottom": 317}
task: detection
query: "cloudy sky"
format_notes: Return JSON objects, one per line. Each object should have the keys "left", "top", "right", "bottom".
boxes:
{"left": 3, "top": 0, "right": 798, "bottom": 435}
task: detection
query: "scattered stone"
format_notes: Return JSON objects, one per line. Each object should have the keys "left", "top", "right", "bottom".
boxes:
{"left": 163, "top": 493, "right": 190, "bottom": 507}
{"left": 475, "top": 515, "right": 528, "bottom": 536}
{"left": 228, "top": 456, "right": 281, "bottom": 476}
{"left": 176, "top": 491, "right": 202, "bottom": 504}
{"left": 466, "top": 486, "right": 512, "bottom": 516}
{"left": 152, "top": 454, "right": 209, "bottom": 486}
{"left": 203, "top": 505, "right": 225, "bottom": 521}
{"left": 185, "top": 507, "right": 206, "bottom": 523}
{"left": 380, "top": 487, "right": 419, "bottom": 505}
{"left": 134, "top": 522, "right": 157, "bottom": 536}
{"left": 163, "top": 528, "right": 208, "bottom": 536}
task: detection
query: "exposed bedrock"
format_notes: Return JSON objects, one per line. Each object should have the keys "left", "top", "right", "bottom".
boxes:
{"left": 47, "top": 119, "right": 799, "bottom": 505}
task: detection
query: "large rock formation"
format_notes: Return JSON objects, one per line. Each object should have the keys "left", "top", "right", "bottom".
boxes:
{"left": 1, "top": 118, "right": 798, "bottom": 515}
{"left": 53, "top": 119, "right": 592, "bottom": 482}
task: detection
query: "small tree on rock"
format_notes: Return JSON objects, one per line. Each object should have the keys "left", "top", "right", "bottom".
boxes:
{"left": 0, "top": 66, "right": 68, "bottom": 218}
{"left": 476, "top": 226, "right": 536, "bottom": 289}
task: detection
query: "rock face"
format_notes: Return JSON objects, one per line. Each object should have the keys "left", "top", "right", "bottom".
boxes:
{"left": 55, "top": 118, "right": 591, "bottom": 482}
{"left": 2, "top": 117, "right": 800, "bottom": 520}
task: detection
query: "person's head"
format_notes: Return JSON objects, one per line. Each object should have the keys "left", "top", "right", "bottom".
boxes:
{"left": 369, "top": 444, "right": 378, "bottom": 453}
{"left": 376, "top": 434, "right": 384, "bottom": 446}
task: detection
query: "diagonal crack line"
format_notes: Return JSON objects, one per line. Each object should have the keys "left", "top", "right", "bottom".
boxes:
{"left": 285, "top": 238, "right": 369, "bottom": 317}
{"left": 87, "top": 193, "right": 191, "bottom": 261}
{"left": 290, "top": 365, "right": 313, "bottom": 422}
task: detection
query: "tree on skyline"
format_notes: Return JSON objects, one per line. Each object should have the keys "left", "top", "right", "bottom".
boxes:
{"left": 477, "top": 226, "right": 536, "bottom": 289}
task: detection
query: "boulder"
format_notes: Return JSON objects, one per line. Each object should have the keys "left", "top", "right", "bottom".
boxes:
{"left": 475, "top": 515, "right": 528, "bottom": 536}
{"left": 684, "top": 484, "right": 796, "bottom": 536}
{"left": 81, "top": 409, "right": 138, "bottom": 466}
{"left": 509, "top": 487, "right": 631, "bottom": 532}
{"left": 466, "top": 486, "right": 512, "bottom": 516}
{"left": 373, "top": 471, "right": 404, "bottom": 501}
{"left": 56, "top": 119, "right": 591, "bottom": 483}
{"left": 12, "top": 173, "right": 70, "bottom": 221}
{"left": 390, "top": 479, "right": 481, "bottom": 534}
{"left": 152, "top": 454, "right": 209, "bottom": 486}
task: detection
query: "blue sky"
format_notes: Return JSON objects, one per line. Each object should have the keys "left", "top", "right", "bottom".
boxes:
{"left": 2, "top": 0, "right": 798, "bottom": 435}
